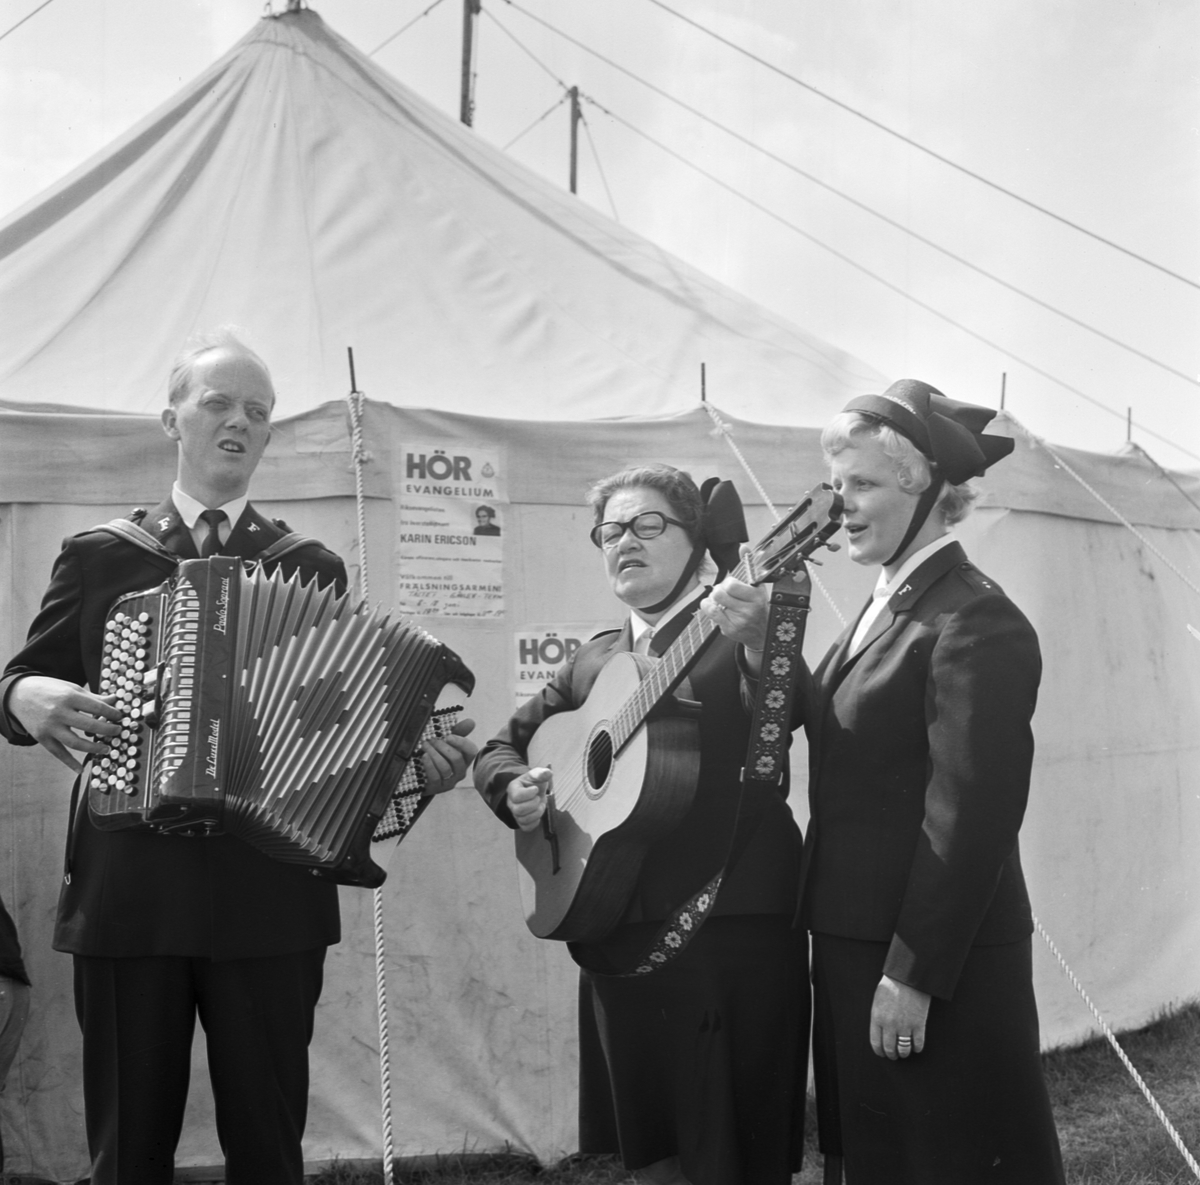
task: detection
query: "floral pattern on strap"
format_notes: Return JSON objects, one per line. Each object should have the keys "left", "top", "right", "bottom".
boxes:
{"left": 629, "top": 872, "right": 725, "bottom": 976}
{"left": 743, "top": 594, "right": 808, "bottom": 787}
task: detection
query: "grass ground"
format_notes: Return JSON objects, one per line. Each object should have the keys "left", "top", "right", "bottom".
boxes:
{"left": 308, "top": 1000, "right": 1200, "bottom": 1185}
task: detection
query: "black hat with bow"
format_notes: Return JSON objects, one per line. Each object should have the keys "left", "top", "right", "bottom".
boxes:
{"left": 638, "top": 476, "right": 749, "bottom": 615}
{"left": 843, "top": 379, "right": 1013, "bottom": 565}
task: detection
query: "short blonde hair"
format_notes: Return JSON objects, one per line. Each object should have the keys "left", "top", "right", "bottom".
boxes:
{"left": 167, "top": 327, "right": 273, "bottom": 408}
{"left": 821, "top": 411, "right": 977, "bottom": 525}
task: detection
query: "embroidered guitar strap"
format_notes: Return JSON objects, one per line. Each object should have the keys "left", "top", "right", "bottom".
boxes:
{"left": 584, "top": 571, "right": 811, "bottom": 978}
{"left": 742, "top": 571, "right": 810, "bottom": 791}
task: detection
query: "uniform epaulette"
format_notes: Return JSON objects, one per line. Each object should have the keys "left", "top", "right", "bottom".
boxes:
{"left": 72, "top": 508, "right": 147, "bottom": 538}
{"left": 953, "top": 560, "right": 999, "bottom": 595}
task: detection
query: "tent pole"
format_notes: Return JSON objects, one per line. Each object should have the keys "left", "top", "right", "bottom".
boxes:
{"left": 346, "top": 354, "right": 400, "bottom": 1185}
{"left": 569, "top": 86, "right": 580, "bottom": 193}
{"left": 460, "top": 0, "right": 481, "bottom": 126}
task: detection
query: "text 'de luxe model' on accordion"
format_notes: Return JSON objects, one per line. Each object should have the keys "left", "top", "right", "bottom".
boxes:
{"left": 84, "top": 556, "right": 474, "bottom": 887}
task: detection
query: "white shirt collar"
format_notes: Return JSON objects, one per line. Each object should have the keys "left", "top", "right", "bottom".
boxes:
{"left": 874, "top": 532, "right": 957, "bottom": 600}
{"left": 172, "top": 482, "right": 248, "bottom": 531}
{"left": 848, "top": 533, "right": 957, "bottom": 657}
{"left": 629, "top": 585, "right": 705, "bottom": 649}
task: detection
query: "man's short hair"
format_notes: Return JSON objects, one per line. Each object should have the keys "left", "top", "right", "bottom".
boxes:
{"left": 166, "top": 328, "right": 273, "bottom": 407}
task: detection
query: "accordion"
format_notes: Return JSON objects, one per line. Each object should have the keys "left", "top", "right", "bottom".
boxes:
{"left": 84, "top": 556, "right": 474, "bottom": 887}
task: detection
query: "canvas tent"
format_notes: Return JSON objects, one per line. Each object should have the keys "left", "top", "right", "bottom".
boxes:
{"left": 0, "top": 8, "right": 1198, "bottom": 1182}
{"left": 0, "top": 8, "right": 880, "bottom": 422}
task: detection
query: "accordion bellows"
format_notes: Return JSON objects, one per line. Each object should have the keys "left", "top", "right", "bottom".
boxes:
{"left": 85, "top": 557, "right": 474, "bottom": 887}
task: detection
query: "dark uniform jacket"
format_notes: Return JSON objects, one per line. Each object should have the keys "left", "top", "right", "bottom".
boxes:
{"left": 0, "top": 898, "right": 28, "bottom": 985}
{"left": 0, "top": 498, "right": 346, "bottom": 961}
{"left": 801, "top": 541, "right": 1040, "bottom": 1000}
{"left": 475, "top": 599, "right": 803, "bottom": 928}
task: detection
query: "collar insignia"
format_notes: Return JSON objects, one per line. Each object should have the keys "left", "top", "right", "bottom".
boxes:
{"left": 158, "top": 516, "right": 172, "bottom": 531}
{"left": 248, "top": 522, "right": 258, "bottom": 532}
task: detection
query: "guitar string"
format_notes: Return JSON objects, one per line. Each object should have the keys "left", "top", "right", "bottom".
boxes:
{"left": 554, "top": 554, "right": 751, "bottom": 812}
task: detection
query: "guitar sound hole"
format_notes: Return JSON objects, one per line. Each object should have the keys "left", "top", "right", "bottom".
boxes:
{"left": 586, "top": 730, "right": 614, "bottom": 794}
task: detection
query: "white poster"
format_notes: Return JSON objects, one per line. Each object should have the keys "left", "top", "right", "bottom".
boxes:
{"left": 513, "top": 624, "right": 610, "bottom": 706}
{"left": 396, "top": 442, "right": 507, "bottom": 618}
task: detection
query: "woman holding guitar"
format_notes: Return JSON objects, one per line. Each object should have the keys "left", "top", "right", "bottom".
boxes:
{"left": 475, "top": 464, "right": 810, "bottom": 1185}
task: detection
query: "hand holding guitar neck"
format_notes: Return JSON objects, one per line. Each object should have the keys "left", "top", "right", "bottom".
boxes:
{"left": 507, "top": 766, "right": 553, "bottom": 831}
{"left": 703, "top": 544, "right": 816, "bottom": 675}
{"left": 701, "top": 571, "right": 769, "bottom": 650}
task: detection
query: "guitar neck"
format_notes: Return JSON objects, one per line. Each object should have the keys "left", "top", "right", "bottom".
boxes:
{"left": 608, "top": 557, "right": 749, "bottom": 752}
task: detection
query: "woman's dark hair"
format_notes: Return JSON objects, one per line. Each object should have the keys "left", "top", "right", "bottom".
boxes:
{"left": 585, "top": 464, "right": 704, "bottom": 545}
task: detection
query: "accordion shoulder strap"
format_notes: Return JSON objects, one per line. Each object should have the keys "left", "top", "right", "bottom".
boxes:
{"left": 253, "top": 532, "right": 322, "bottom": 565}
{"left": 87, "top": 518, "right": 177, "bottom": 562}
{"left": 85, "top": 520, "right": 320, "bottom": 568}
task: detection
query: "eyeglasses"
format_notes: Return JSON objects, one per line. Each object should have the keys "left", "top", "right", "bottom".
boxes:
{"left": 589, "top": 511, "right": 688, "bottom": 549}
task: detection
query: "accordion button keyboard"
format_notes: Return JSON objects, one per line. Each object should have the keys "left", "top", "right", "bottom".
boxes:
{"left": 92, "top": 609, "right": 159, "bottom": 800}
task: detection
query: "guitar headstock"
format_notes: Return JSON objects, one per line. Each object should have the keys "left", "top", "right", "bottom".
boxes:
{"left": 747, "top": 484, "right": 843, "bottom": 585}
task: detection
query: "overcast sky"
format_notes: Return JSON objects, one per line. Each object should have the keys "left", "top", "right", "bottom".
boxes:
{"left": 1, "top": 0, "right": 1196, "bottom": 467}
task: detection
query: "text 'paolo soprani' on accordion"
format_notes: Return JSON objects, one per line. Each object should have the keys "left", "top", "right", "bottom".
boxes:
{"left": 84, "top": 556, "right": 475, "bottom": 888}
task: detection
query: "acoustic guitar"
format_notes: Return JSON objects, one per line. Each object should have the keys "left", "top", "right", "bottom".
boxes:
{"left": 516, "top": 484, "right": 843, "bottom": 942}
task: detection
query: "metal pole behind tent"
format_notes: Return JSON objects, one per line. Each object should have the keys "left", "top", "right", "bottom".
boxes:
{"left": 569, "top": 86, "right": 580, "bottom": 194}
{"left": 460, "top": 0, "right": 481, "bottom": 126}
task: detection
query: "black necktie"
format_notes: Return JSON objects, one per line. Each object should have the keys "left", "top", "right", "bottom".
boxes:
{"left": 199, "top": 509, "right": 227, "bottom": 558}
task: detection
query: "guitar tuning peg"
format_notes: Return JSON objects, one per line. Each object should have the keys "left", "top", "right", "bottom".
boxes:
{"left": 825, "top": 542, "right": 841, "bottom": 552}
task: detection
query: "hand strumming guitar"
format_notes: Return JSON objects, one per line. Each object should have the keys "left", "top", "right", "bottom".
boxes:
{"left": 507, "top": 767, "right": 553, "bottom": 831}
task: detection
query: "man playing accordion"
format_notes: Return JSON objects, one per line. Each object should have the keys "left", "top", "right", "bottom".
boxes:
{"left": 0, "top": 331, "right": 476, "bottom": 1184}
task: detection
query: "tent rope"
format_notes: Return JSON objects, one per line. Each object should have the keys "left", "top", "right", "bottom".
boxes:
{"left": 346, "top": 387, "right": 400, "bottom": 1185}
{"left": 706, "top": 400, "right": 1200, "bottom": 1180}
{"left": 1034, "top": 917, "right": 1200, "bottom": 1180}
{"left": 1009, "top": 419, "right": 1200, "bottom": 602}
{"left": 703, "top": 402, "right": 848, "bottom": 628}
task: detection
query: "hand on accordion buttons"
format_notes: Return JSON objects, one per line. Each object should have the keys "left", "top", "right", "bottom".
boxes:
{"left": 6, "top": 675, "right": 125, "bottom": 773}
{"left": 420, "top": 717, "right": 478, "bottom": 795}
{"left": 507, "top": 767, "right": 552, "bottom": 831}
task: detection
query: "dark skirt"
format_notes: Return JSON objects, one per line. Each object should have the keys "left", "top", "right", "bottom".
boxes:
{"left": 812, "top": 933, "right": 1065, "bottom": 1185}
{"left": 578, "top": 914, "right": 809, "bottom": 1185}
